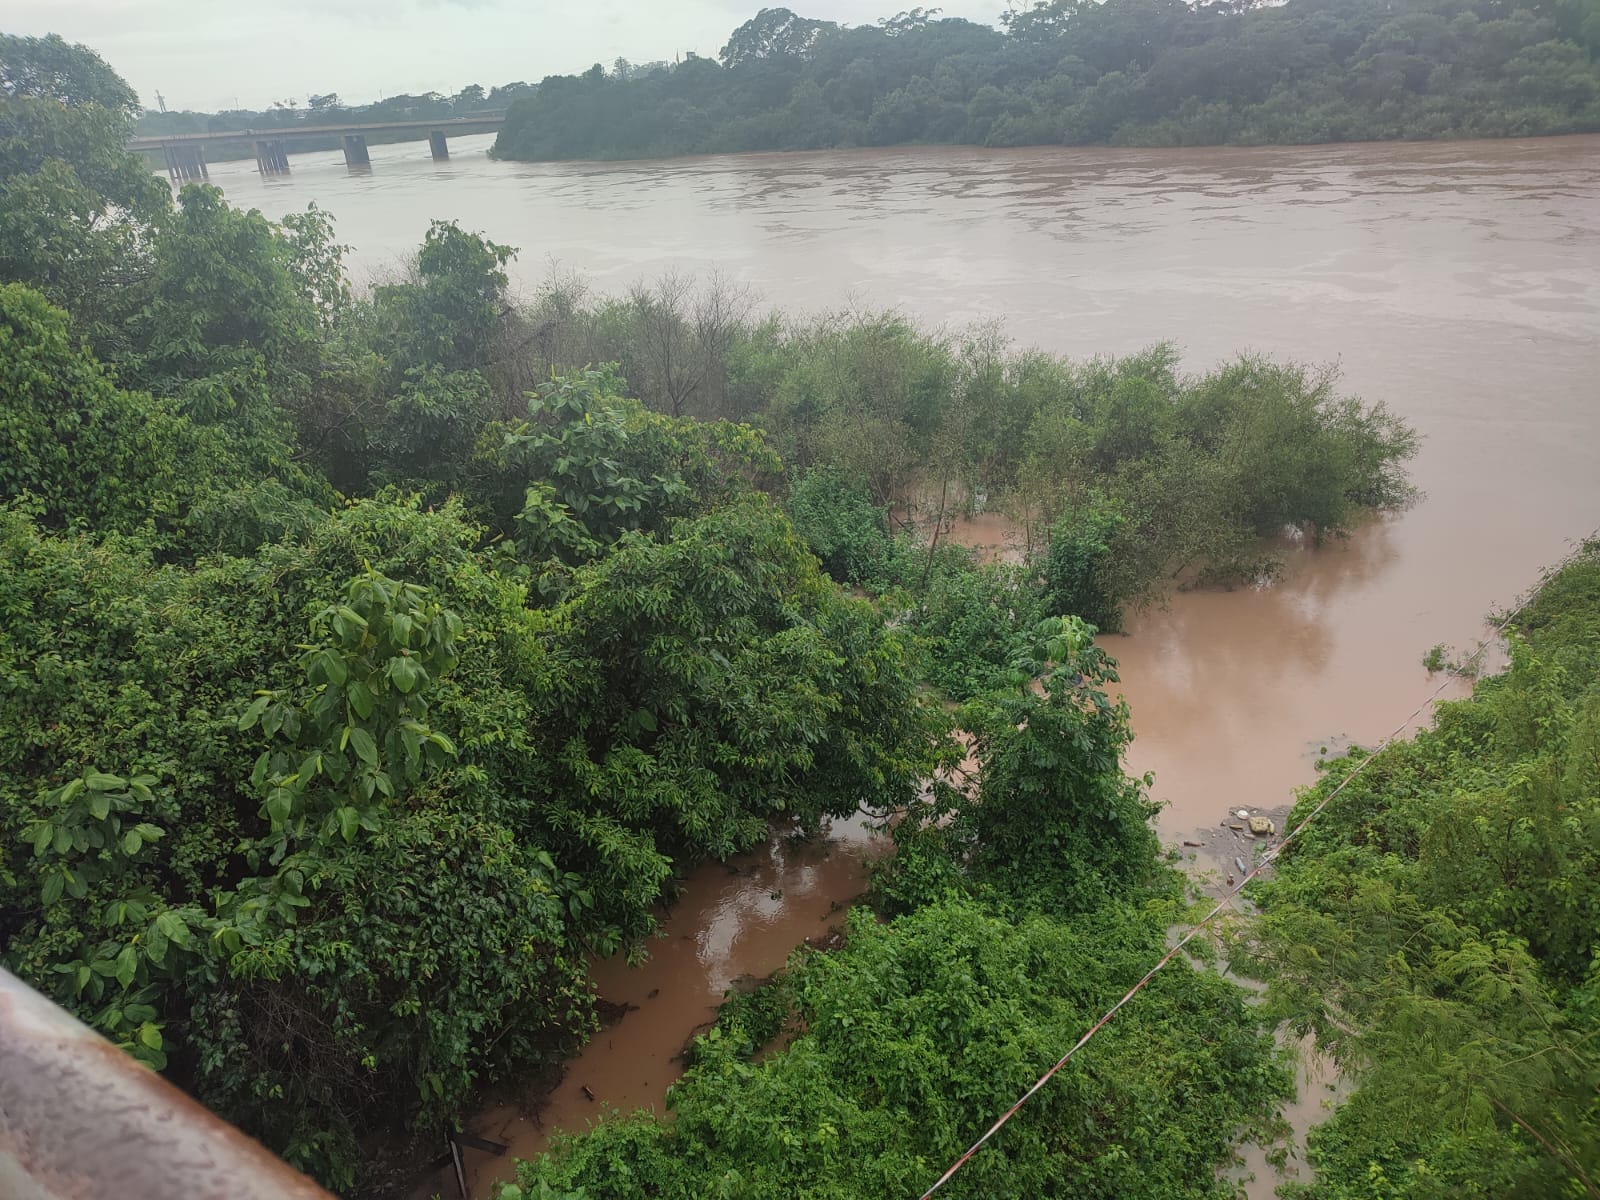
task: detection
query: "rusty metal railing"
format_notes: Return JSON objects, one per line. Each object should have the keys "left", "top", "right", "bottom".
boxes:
{"left": 0, "top": 966, "right": 334, "bottom": 1200}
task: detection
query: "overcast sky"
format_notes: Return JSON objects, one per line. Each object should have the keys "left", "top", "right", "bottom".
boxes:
{"left": 9, "top": 0, "right": 1009, "bottom": 112}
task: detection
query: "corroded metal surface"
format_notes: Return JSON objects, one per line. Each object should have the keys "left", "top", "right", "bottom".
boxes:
{"left": 0, "top": 967, "right": 333, "bottom": 1200}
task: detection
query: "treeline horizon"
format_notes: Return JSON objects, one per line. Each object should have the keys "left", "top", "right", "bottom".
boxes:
{"left": 492, "top": 0, "right": 1600, "bottom": 160}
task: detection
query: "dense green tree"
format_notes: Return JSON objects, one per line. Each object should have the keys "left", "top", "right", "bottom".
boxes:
{"left": 0, "top": 34, "right": 169, "bottom": 335}
{"left": 511, "top": 276, "right": 1418, "bottom": 628}
{"left": 787, "top": 466, "right": 893, "bottom": 585}
{"left": 0, "top": 281, "right": 327, "bottom": 558}
{"left": 375, "top": 219, "right": 515, "bottom": 373}
{"left": 0, "top": 284, "right": 186, "bottom": 536}
{"left": 511, "top": 616, "right": 1286, "bottom": 1199}
{"left": 1042, "top": 496, "right": 1127, "bottom": 633}
{"left": 1, "top": 32, "right": 141, "bottom": 112}
{"left": 492, "top": 0, "right": 1600, "bottom": 161}
{"left": 516, "top": 493, "right": 934, "bottom": 942}
{"left": 721, "top": 6, "right": 841, "bottom": 67}
{"left": 515, "top": 899, "right": 1288, "bottom": 1200}
{"left": 882, "top": 615, "right": 1162, "bottom": 914}
{"left": 0, "top": 477, "right": 936, "bottom": 1183}
{"left": 477, "top": 366, "right": 780, "bottom": 566}
{"left": 129, "top": 185, "right": 321, "bottom": 388}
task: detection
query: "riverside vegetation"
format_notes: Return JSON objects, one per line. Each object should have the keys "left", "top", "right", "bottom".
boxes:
{"left": 5, "top": 29, "right": 1588, "bottom": 1200}
{"left": 1232, "top": 542, "right": 1600, "bottom": 1198}
{"left": 506, "top": 545, "right": 1600, "bottom": 1200}
{"left": 492, "top": 0, "right": 1600, "bottom": 160}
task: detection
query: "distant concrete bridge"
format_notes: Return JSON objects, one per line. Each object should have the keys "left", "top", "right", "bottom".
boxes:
{"left": 129, "top": 113, "right": 506, "bottom": 181}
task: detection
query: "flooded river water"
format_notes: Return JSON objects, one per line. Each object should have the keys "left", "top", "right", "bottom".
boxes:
{"left": 196, "top": 134, "right": 1600, "bottom": 1195}
{"left": 460, "top": 816, "right": 882, "bottom": 1195}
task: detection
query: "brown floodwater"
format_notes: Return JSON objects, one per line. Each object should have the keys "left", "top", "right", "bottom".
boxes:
{"left": 194, "top": 135, "right": 1600, "bottom": 1197}
{"left": 459, "top": 815, "right": 883, "bottom": 1197}
{"left": 939, "top": 509, "right": 1028, "bottom": 564}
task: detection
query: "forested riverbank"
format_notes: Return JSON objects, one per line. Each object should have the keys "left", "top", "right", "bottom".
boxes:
{"left": 1234, "top": 540, "right": 1600, "bottom": 1198}
{"left": 505, "top": 540, "right": 1600, "bottom": 1200}
{"left": 4, "top": 26, "right": 1592, "bottom": 1200}
{"left": 492, "top": 0, "right": 1600, "bottom": 161}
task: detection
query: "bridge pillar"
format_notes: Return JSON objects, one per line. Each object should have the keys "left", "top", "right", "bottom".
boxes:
{"left": 254, "top": 139, "right": 290, "bottom": 175}
{"left": 429, "top": 130, "right": 449, "bottom": 161}
{"left": 162, "top": 142, "right": 208, "bottom": 183}
{"left": 342, "top": 133, "right": 370, "bottom": 168}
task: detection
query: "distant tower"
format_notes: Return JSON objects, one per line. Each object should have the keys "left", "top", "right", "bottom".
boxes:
{"left": 155, "top": 90, "right": 168, "bottom": 113}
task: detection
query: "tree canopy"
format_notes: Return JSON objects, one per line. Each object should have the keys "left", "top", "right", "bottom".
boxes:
{"left": 492, "top": 0, "right": 1600, "bottom": 161}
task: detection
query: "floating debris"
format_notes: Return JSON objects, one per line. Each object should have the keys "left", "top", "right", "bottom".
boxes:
{"left": 1248, "top": 816, "right": 1276, "bottom": 836}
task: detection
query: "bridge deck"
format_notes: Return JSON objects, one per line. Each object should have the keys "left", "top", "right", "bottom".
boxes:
{"left": 128, "top": 114, "right": 504, "bottom": 149}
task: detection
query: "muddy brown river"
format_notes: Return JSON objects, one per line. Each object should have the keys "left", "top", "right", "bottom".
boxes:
{"left": 198, "top": 134, "right": 1600, "bottom": 1196}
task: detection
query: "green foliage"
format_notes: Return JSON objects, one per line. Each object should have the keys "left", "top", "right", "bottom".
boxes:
{"left": 279, "top": 203, "right": 353, "bottom": 333}
{"left": 882, "top": 615, "right": 1164, "bottom": 915}
{"left": 910, "top": 555, "right": 1046, "bottom": 701}
{"left": 787, "top": 467, "right": 892, "bottom": 585}
{"left": 17, "top": 766, "right": 193, "bottom": 1070}
{"left": 130, "top": 184, "right": 321, "bottom": 389}
{"left": 193, "top": 804, "right": 593, "bottom": 1190}
{"left": 518, "top": 494, "right": 936, "bottom": 943}
{"left": 492, "top": 367, "right": 690, "bottom": 564}
{"left": 513, "top": 899, "right": 1289, "bottom": 1200}
{"left": 1234, "top": 541, "right": 1600, "bottom": 1199}
{"left": 481, "top": 365, "right": 780, "bottom": 571}
{"left": 0, "top": 35, "right": 169, "bottom": 339}
{"left": 1042, "top": 496, "right": 1127, "bottom": 633}
{"left": 0, "top": 283, "right": 186, "bottom": 535}
{"left": 238, "top": 570, "right": 463, "bottom": 850}
{"left": 1, "top": 32, "right": 141, "bottom": 114}
{"left": 0, "top": 283, "right": 327, "bottom": 556}
{"left": 491, "top": 0, "right": 1600, "bottom": 162}
{"left": 0, "top": 507, "right": 598, "bottom": 1186}
{"left": 1019, "top": 350, "right": 1416, "bottom": 607}
{"left": 376, "top": 219, "right": 515, "bottom": 372}
{"left": 372, "top": 365, "right": 499, "bottom": 494}
{"left": 1182, "top": 357, "right": 1419, "bottom": 538}
{"left": 518, "top": 286, "right": 1418, "bottom": 626}
{"left": 0, "top": 412, "right": 932, "bottom": 1186}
